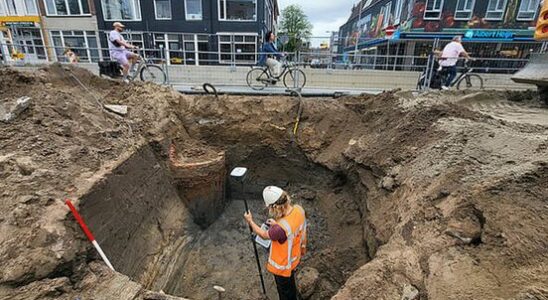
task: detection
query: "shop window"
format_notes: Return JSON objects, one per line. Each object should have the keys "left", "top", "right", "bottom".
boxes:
{"left": 101, "top": 0, "right": 141, "bottom": 21}
{"left": 218, "top": 34, "right": 257, "bottom": 64}
{"left": 485, "top": 0, "right": 508, "bottom": 20}
{"left": 218, "top": 0, "right": 256, "bottom": 21}
{"left": 50, "top": 30, "right": 100, "bottom": 62}
{"left": 154, "top": 0, "right": 171, "bottom": 20}
{"left": 424, "top": 0, "right": 444, "bottom": 19}
{"left": 185, "top": 0, "right": 202, "bottom": 20}
{"left": 43, "top": 0, "right": 90, "bottom": 16}
{"left": 454, "top": 0, "right": 475, "bottom": 20}
{"left": 516, "top": 0, "right": 540, "bottom": 20}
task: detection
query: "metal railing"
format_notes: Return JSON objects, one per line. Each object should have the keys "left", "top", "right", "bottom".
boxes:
{"left": 1, "top": 36, "right": 543, "bottom": 92}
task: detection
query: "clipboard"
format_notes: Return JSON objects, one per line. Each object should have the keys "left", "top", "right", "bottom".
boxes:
{"left": 255, "top": 223, "right": 271, "bottom": 249}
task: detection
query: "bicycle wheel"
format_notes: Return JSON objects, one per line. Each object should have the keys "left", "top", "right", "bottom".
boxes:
{"left": 283, "top": 69, "right": 307, "bottom": 89}
{"left": 140, "top": 64, "right": 166, "bottom": 85}
{"left": 456, "top": 74, "right": 483, "bottom": 91}
{"left": 247, "top": 68, "right": 269, "bottom": 90}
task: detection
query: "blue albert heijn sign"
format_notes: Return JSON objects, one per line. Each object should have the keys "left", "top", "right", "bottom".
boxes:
{"left": 464, "top": 30, "right": 514, "bottom": 41}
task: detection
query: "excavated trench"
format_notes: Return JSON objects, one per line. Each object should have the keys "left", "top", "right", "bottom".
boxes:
{"left": 77, "top": 129, "right": 376, "bottom": 300}
{"left": 3, "top": 66, "right": 548, "bottom": 300}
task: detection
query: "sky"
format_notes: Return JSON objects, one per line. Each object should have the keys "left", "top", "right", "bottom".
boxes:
{"left": 277, "top": 0, "right": 358, "bottom": 45}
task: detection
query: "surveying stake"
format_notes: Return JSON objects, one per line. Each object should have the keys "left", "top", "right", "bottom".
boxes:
{"left": 230, "top": 167, "right": 267, "bottom": 295}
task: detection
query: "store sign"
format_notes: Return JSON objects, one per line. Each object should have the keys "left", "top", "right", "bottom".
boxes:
{"left": 464, "top": 30, "right": 514, "bottom": 40}
{"left": 4, "top": 22, "right": 35, "bottom": 27}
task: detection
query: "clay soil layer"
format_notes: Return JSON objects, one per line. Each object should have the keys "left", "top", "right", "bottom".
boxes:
{"left": 0, "top": 65, "right": 547, "bottom": 300}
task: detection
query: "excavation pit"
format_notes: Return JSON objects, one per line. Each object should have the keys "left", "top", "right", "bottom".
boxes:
{"left": 78, "top": 142, "right": 370, "bottom": 300}
{"left": 2, "top": 65, "right": 547, "bottom": 300}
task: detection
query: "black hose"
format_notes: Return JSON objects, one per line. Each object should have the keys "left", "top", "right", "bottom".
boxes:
{"left": 203, "top": 83, "right": 218, "bottom": 99}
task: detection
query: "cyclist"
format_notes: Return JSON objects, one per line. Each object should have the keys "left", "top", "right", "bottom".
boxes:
{"left": 439, "top": 36, "right": 472, "bottom": 90}
{"left": 108, "top": 22, "right": 139, "bottom": 83}
{"left": 259, "top": 31, "right": 285, "bottom": 83}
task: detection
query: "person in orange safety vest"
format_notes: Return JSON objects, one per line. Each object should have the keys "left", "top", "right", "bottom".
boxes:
{"left": 244, "top": 186, "right": 307, "bottom": 300}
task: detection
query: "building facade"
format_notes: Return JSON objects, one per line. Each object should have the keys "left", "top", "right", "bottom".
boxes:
{"left": 92, "top": 0, "right": 279, "bottom": 65}
{"left": 338, "top": 0, "right": 543, "bottom": 69}
{"left": 39, "top": 0, "right": 101, "bottom": 63}
{"left": 0, "top": 0, "right": 47, "bottom": 63}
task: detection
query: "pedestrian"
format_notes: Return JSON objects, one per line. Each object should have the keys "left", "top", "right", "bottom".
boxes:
{"left": 244, "top": 186, "right": 307, "bottom": 300}
{"left": 63, "top": 48, "right": 78, "bottom": 64}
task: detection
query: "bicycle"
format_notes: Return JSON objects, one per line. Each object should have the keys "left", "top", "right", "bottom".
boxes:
{"left": 99, "top": 49, "right": 167, "bottom": 85}
{"left": 246, "top": 58, "right": 306, "bottom": 90}
{"left": 417, "top": 58, "right": 484, "bottom": 91}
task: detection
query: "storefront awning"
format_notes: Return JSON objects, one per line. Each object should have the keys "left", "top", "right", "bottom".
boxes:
{"left": 0, "top": 16, "right": 41, "bottom": 25}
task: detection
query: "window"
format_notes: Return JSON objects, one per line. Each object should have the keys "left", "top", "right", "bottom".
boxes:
{"left": 393, "top": 0, "right": 402, "bottom": 24}
{"left": 43, "top": 0, "right": 90, "bottom": 16}
{"left": 424, "top": 0, "right": 444, "bottom": 19}
{"left": 50, "top": 30, "right": 100, "bottom": 62}
{"left": 185, "top": 0, "right": 202, "bottom": 20}
{"left": 516, "top": 0, "right": 540, "bottom": 20}
{"left": 454, "top": 0, "right": 475, "bottom": 20}
{"left": 101, "top": 0, "right": 141, "bottom": 21}
{"left": 382, "top": 2, "right": 391, "bottom": 28}
{"left": 485, "top": 0, "right": 508, "bottom": 20}
{"left": 154, "top": 0, "right": 171, "bottom": 19}
{"left": 24, "top": 0, "right": 38, "bottom": 14}
{"left": 218, "top": 0, "right": 256, "bottom": 21}
{"left": 1, "top": 0, "right": 38, "bottom": 15}
{"left": 218, "top": 33, "right": 257, "bottom": 64}
{"left": 264, "top": 0, "right": 272, "bottom": 30}
{"left": 6, "top": 0, "right": 17, "bottom": 15}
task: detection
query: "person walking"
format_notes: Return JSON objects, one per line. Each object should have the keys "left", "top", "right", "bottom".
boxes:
{"left": 244, "top": 186, "right": 307, "bottom": 300}
{"left": 439, "top": 35, "right": 472, "bottom": 90}
{"left": 258, "top": 31, "right": 285, "bottom": 82}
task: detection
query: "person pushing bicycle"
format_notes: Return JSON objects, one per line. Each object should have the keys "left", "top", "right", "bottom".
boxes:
{"left": 259, "top": 31, "right": 285, "bottom": 83}
{"left": 439, "top": 36, "right": 472, "bottom": 90}
{"left": 108, "top": 22, "right": 139, "bottom": 83}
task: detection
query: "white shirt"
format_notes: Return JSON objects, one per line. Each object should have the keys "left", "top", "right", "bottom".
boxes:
{"left": 108, "top": 30, "right": 125, "bottom": 54}
{"left": 440, "top": 42, "right": 465, "bottom": 67}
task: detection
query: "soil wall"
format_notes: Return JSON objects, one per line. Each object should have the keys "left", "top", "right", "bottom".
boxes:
{"left": 78, "top": 144, "right": 198, "bottom": 288}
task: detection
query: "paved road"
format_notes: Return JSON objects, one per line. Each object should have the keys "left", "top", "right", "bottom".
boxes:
{"left": 174, "top": 84, "right": 384, "bottom": 96}
{"left": 11, "top": 63, "right": 531, "bottom": 93}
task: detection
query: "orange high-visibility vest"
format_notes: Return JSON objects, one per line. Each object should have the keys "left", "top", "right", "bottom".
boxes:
{"left": 267, "top": 205, "right": 307, "bottom": 277}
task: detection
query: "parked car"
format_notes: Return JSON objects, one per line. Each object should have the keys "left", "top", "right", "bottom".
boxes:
{"left": 170, "top": 57, "right": 184, "bottom": 64}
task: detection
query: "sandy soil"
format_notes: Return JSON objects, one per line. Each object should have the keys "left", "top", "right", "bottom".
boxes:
{"left": 0, "top": 65, "right": 547, "bottom": 300}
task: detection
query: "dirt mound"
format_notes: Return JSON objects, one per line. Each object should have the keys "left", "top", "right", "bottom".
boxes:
{"left": 0, "top": 65, "right": 188, "bottom": 299}
{"left": 1, "top": 65, "right": 546, "bottom": 300}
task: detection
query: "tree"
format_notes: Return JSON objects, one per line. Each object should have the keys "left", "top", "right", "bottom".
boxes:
{"left": 278, "top": 5, "right": 313, "bottom": 52}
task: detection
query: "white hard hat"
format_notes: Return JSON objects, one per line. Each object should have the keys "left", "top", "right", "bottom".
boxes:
{"left": 263, "top": 186, "right": 284, "bottom": 207}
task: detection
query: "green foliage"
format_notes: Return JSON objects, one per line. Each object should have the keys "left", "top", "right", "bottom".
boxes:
{"left": 278, "top": 5, "right": 313, "bottom": 52}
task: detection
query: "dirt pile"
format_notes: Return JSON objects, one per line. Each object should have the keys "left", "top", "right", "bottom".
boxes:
{"left": 0, "top": 65, "right": 547, "bottom": 300}
{"left": 0, "top": 65, "right": 190, "bottom": 300}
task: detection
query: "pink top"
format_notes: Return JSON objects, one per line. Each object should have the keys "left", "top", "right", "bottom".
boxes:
{"left": 268, "top": 224, "right": 287, "bottom": 243}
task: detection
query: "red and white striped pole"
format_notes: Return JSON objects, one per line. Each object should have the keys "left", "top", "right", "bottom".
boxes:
{"left": 65, "top": 199, "right": 115, "bottom": 271}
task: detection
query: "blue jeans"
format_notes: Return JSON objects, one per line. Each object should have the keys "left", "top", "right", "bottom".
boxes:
{"left": 443, "top": 65, "right": 457, "bottom": 87}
